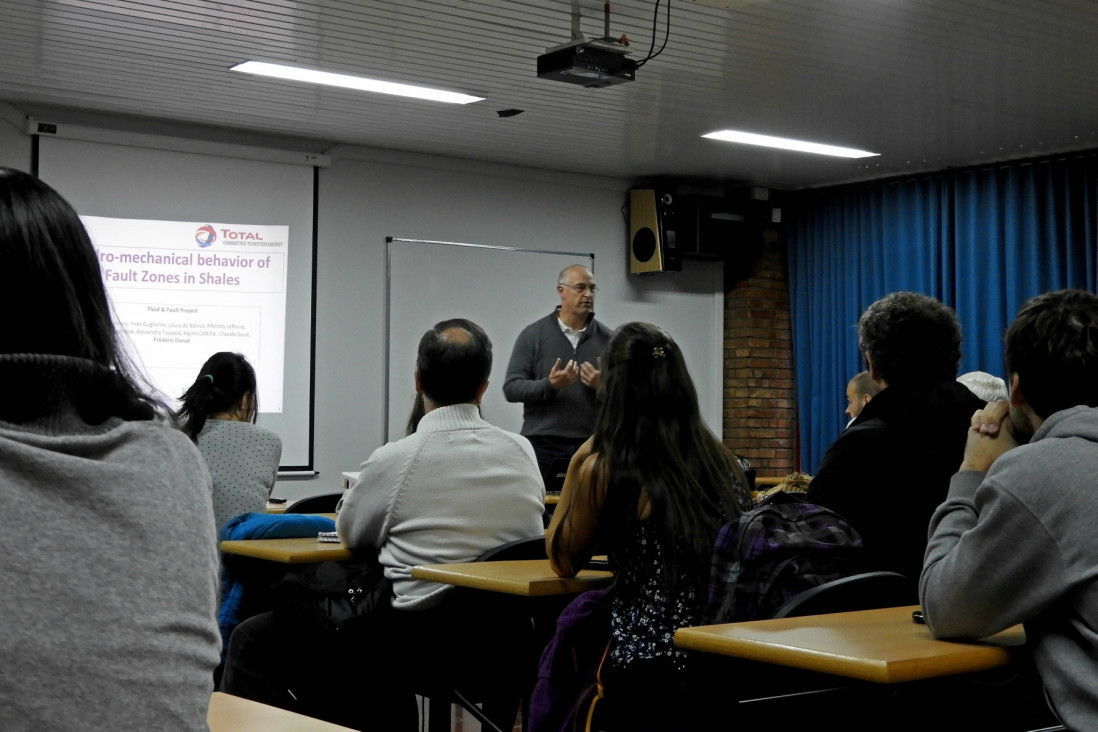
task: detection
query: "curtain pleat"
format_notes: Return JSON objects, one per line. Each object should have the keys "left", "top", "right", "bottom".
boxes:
{"left": 788, "top": 152, "right": 1098, "bottom": 472}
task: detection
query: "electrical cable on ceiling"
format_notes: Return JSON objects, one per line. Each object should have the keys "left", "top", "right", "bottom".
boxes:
{"left": 635, "top": 0, "right": 671, "bottom": 69}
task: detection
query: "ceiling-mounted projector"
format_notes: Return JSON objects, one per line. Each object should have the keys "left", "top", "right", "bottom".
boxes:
{"left": 537, "top": 39, "right": 636, "bottom": 88}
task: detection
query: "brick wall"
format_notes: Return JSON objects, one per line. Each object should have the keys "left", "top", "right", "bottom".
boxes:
{"left": 722, "top": 225, "right": 797, "bottom": 477}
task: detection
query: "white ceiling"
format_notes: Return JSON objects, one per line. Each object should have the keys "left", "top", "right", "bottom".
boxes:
{"left": 2, "top": 0, "right": 1097, "bottom": 189}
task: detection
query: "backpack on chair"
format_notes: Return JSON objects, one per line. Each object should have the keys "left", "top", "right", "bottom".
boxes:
{"left": 706, "top": 491, "right": 864, "bottom": 623}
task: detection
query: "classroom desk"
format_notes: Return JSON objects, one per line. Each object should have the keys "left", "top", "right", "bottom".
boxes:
{"left": 220, "top": 536, "right": 352, "bottom": 563}
{"left": 208, "top": 691, "right": 355, "bottom": 731}
{"left": 411, "top": 559, "right": 612, "bottom": 597}
{"left": 673, "top": 605, "right": 1025, "bottom": 684}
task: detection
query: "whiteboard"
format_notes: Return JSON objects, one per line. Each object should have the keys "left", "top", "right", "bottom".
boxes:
{"left": 386, "top": 238, "right": 593, "bottom": 441}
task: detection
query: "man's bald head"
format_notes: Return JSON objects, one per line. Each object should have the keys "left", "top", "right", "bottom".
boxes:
{"left": 416, "top": 318, "right": 492, "bottom": 406}
{"left": 558, "top": 264, "right": 592, "bottom": 283}
{"left": 846, "top": 370, "right": 881, "bottom": 420}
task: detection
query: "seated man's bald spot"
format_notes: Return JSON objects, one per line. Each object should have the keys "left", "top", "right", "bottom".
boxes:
{"left": 439, "top": 326, "right": 472, "bottom": 345}
{"left": 417, "top": 318, "right": 493, "bottom": 406}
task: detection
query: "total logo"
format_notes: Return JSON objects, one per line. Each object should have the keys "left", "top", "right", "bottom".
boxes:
{"left": 195, "top": 225, "right": 217, "bottom": 247}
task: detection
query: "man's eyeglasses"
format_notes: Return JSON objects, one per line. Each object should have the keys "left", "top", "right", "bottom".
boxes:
{"left": 559, "top": 282, "right": 599, "bottom": 294}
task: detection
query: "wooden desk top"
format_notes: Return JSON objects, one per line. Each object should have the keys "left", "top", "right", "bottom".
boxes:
{"left": 412, "top": 559, "right": 612, "bottom": 597}
{"left": 208, "top": 692, "right": 355, "bottom": 731}
{"left": 674, "top": 605, "right": 1025, "bottom": 684}
{"left": 220, "top": 536, "right": 353, "bottom": 563}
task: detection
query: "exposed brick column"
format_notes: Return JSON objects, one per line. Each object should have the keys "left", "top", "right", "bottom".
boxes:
{"left": 723, "top": 225, "right": 796, "bottom": 477}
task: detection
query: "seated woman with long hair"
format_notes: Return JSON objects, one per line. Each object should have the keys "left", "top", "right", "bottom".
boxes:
{"left": 0, "top": 167, "right": 220, "bottom": 729}
{"left": 176, "top": 352, "right": 281, "bottom": 529}
{"left": 546, "top": 322, "right": 751, "bottom": 729}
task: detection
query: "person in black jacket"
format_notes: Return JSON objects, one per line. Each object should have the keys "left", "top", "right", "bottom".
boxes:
{"left": 806, "top": 291, "right": 985, "bottom": 587}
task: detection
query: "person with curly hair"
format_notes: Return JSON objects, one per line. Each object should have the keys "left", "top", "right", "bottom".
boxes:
{"left": 806, "top": 292, "right": 985, "bottom": 587}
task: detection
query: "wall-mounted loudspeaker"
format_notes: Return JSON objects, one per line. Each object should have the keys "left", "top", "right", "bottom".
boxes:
{"left": 629, "top": 189, "right": 681, "bottom": 274}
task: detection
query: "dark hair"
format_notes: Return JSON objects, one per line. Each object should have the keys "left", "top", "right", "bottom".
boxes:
{"left": 1005, "top": 289, "right": 1098, "bottom": 419}
{"left": 175, "top": 352, "right": 258, "bottom": 440}
{"left": 0, "top": 167, "right": 159, "bottom": 418}
{"left": 416, "top": 318, "right": 492, "bottom": 406}
{"left": 575, "top": 322, "right": 749, "bottom": 594}
{"left": 858, "top": 291, "right": 962, "bottom": 386}
{"left": 405, "top": 391, "right": 426, "bottom": 435}
{"left": 1, "top": 168, "right": 120, "bottom": 362}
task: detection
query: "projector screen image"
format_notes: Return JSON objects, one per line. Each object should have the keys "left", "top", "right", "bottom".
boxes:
{"left": 82, "top": 216, "right": 289, "bottom": 415}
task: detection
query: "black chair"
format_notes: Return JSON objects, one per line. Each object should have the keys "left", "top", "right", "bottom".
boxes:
{"left": 283, "top": 492, "right": 341, "bottom": 514}
{"left": 475, "top": 536, "right": 548, "bottom": 562}
{"left": 417, "top": 536, "right": 547, "bottom": 732}
{"left": 771, "top": 570, "right": 915, "bottom": 618}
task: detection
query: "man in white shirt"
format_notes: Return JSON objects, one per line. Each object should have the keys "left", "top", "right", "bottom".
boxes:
{"left": 222, "top": 318, "right": 545, "bottom": 730}
{"left": 338, "top": 318, "right": 546, "bottom": 609}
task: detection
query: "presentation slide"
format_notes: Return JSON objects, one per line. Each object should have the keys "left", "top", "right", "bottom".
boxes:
{"left": 82, "top": 216, "right": 289, "bottom": 412}
{"left": 40, "top": 135, "right": 316, "bottom": 468}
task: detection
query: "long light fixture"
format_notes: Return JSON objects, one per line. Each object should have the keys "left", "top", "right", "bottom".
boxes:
{"left": 230, "top": 61, "right": 485, "bottom": 105}
{"left": 702, "top": 129, "right": 879, "bottom": 158}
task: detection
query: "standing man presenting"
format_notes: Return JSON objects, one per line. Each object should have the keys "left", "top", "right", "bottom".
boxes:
{"left": 504, "top": 264, "right": 612, "bottom": 477}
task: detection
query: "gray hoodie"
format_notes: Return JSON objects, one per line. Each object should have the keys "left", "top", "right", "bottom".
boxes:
{"left": 921, "top": 405, "right": 1098, "bottom": 729}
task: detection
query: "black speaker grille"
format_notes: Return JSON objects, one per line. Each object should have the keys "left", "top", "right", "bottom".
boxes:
{"left": 632, "top": 227, "right": 656, "bottom": 263}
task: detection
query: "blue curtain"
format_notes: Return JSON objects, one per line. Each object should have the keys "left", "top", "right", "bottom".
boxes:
{"left": 788, "top": 152, "right": 1098, "bottom": 472}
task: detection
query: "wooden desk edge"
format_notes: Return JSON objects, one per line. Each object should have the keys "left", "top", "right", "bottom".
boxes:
{"left": 209, "top": 692, "right": 356, "bottom": 731}
{"left": 411, "top": 562, "right": 613, "bottom": 596}
{"left": 673, "top": 606, "right": 1021, "bottom": 684}
{"left": 674, "top": 629, "right": 896, "bottom": 683}
{"left": 219, "top": 538, "right": 353, "bottom": 563}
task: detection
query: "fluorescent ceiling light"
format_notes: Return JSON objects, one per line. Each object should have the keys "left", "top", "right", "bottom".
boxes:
{"left": 231, "top": 61, "right": 484, "bottom": 105}
{"left": 702, "top": 129, "right": 879, "bottom": 158}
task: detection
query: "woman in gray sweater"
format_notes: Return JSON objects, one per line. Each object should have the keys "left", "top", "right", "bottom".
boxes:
{"left": 0, "top": 167, "right": 220, "bottom": 730}
{"left": 176, "top": 352, "right": 282, "bottom": 529}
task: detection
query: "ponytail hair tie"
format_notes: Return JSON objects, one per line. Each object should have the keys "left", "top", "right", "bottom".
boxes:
{"left": 652, "top": 346, "right": 667, "bottom": 359}
{"left": 203, "top": 374, "right": 214, "bottom": 383}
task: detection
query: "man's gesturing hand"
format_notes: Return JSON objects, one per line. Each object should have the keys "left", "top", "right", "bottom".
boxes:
{"left": 579, "top": 361, "right": 600, "bottom": 389}
{"left": 549, "top": 358, "right": 580, "bottom": 389}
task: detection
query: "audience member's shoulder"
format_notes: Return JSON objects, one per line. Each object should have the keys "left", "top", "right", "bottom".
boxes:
{"left": 212, "top": 418, "right": 281, "bottom": 443}
{"left": 365, "top": 429, "right": 425, "bottom": 463}
{"left": 129, "top": 417, "right": 208, "bottom": 469}
{"left": 495, "top": 426, "right": 541, "bottom": 462}
{"left": 835, "top": 415, "right": 891, "bottom": 443}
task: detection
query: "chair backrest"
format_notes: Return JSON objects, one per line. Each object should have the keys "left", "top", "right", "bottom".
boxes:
{"left": 284, "top": 492, "right": 341, "bottom": 514}
{"left": 771, "top": 570, "right": 914, "bottom": 619}
{"left": 474, "top": 536, "right": 548, "bottom": 563}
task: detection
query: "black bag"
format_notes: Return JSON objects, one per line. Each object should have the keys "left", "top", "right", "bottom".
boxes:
{"left": 271, "top": 558, "right": 392, "bottom": 633}
{"left": 706, "top": 492, "right": 864, "bottom": 623}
